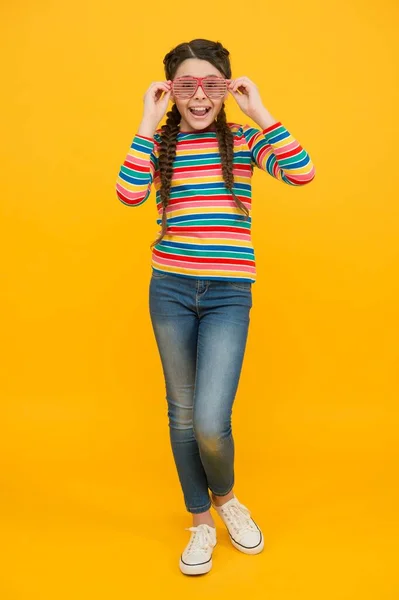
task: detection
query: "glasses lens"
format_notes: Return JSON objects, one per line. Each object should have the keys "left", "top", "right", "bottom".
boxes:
{"left": 203, "top": 77, "right": 227, "bottom": 97}
{"left": 173, "top": 77, "right": 197, "bottom": 97}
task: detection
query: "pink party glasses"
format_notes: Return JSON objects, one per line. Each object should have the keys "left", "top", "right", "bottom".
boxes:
{"left": 171, "top": 75, "right": 231, "bottom": 99}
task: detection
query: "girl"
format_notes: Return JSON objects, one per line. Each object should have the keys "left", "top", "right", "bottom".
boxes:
{"left": 116, "top": 39, "right": 315, "bottom": 576}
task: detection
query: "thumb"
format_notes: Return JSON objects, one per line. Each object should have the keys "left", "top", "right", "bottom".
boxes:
{"left": 228, "top": 88, "right": 240, "bottom": 100}
{"left": 158, "top": 89, "right": 170, "bottom": 107}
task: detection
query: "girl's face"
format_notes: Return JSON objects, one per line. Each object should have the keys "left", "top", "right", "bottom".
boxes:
{"left": 171, "top": 58, "right": 229, "bottom": 133}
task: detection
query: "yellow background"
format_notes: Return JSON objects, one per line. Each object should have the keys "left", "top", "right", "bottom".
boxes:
{"left": 1, "top": 0, "right": 398, "bottom": 598}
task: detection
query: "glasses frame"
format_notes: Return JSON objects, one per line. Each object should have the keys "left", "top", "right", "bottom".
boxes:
{"left": 171, "top": 76, "right": 232, "bottom": 99}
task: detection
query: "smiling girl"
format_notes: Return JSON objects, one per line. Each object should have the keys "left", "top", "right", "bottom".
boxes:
{"left": 116, "top": 38, "right": 315, "bottom": 576}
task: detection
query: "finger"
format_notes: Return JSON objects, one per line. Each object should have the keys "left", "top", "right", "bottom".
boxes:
{"left": 159, "top": 90, "right": 172, "bottom": 103}
{"left": 229, "top": 77, "right": 246, "bottom": 92}
{"left": 228, "top": 77, "right": 249, "bottom": 88}
{"left": 230, "top": 76, "right": 245, "bottom": 84}
{"left": 150, "top": 82, "right": 171, "bottom": 94}
{"left": 228, "top": 83, "right": 245, "bottom": 94}
{"left": 228, "top": 89, "right": 243, "bottom": 102}
{"left": 229, "top": 78, "right": 244, "bottom": 89}
{"left": 231, "top": 77, "right": 253, "bottom": 92}
{"left": 154, "top": 83, "right": 171, "bottom": 93}
{"left": 232, "top": 82, "right": 249, "bottom": 94}
{"left": 153, "top": 86, "right": 171, "bottom": 100}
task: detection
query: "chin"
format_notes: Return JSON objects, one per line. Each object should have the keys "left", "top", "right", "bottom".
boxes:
{"left": 191, "top": 120, "right": 212, "bottom": 129}
{"left": 186, "top": 116, "right": 215, "bottom": 130}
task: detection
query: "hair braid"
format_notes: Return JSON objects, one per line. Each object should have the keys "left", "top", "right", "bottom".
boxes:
{"left": 215, "top": 104, "right": 250, "bottom": 220}
{"left": 150, "top": 103, "right": 181, "bottom": 249}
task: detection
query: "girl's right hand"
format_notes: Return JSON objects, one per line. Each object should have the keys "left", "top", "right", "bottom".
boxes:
{"left": 142, "top": 80, "right": 172, "bottom": 126}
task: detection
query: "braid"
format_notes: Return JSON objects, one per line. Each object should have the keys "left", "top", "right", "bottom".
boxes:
{"left": 150, "top": 103, "right": 181, "bottom": 248}
{"left": 215, "top": 105, "right": 250, "bottom": 220}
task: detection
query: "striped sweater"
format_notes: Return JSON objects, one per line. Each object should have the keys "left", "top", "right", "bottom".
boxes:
{"left": 116, "top": 121, "right": 315, "bottom": 283}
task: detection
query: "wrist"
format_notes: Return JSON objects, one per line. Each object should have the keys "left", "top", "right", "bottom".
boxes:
{"left": 249, "top": 107, "right": 278, "bottom": 130}
{"left": 137, "top": 116, "right": 159, "bottom": 138}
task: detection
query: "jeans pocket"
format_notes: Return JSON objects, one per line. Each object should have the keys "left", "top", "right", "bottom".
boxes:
{"left": 227, "top": 281, "right": 252, "bottom": 291}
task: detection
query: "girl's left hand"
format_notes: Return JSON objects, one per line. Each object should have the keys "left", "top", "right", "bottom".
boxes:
{"left": 227, "top": 76, "right": 265, "bottom": 119}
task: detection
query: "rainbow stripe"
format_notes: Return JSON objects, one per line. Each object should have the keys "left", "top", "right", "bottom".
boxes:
{"left": 116, "top": 121, "right": 315, "bottom": 283}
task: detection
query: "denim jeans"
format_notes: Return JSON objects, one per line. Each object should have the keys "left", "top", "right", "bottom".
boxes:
{"left": 149, "top": 270, "right": 253, "bottom": 514}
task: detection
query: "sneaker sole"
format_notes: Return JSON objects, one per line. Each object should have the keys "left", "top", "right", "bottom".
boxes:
{"left": 179, "top": 555, "right": 213, "bottom": 575}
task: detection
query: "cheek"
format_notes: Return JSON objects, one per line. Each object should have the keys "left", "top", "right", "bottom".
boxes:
{"left": 174, "top": 99, "right": 188, "bottom": 113}
{"left": 213, "top": 99, "right": 225, "bottom": 113}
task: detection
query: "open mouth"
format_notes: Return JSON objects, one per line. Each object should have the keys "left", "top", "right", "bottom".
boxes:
{"left": 189, "top": 107, "right": 211, "bottom": 118}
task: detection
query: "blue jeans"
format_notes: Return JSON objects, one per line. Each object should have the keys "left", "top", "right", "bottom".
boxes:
{"left": 149, "top": 270, "right": 253, "bottom": 514}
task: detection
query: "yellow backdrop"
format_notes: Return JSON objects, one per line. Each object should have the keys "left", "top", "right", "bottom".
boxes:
{"left": 1, "top": 0, "right": 398, "bottom": 598}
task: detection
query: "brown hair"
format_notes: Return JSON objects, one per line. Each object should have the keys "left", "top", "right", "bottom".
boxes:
{"left": 149, "top": 38, "right": 250, "bottom": 249}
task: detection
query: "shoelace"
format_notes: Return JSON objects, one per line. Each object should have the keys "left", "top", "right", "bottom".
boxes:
{"left": 220, "top": 501, "right": 258, "bottom": 534}
{"left": 184, "top": 525, "right": 214, "bottom": 556}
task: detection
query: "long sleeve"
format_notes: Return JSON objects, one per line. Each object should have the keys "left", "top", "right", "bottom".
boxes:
{"left": 242, "top": 121, "right": 315, "bottom": 185}
{"left": 116, "top": 134, "right": 158, "bottom": 206}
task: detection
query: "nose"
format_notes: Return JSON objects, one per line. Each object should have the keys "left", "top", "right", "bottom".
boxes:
{"left": 194, "top": 84, "right": 206, "bottom": 99}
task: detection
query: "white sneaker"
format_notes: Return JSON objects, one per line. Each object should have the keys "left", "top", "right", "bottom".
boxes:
{"left": 179, "top": 523, "right": 217, "bottom": 575}
{"left": 211, "top": 496, "right": 264, "bottom": 554}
